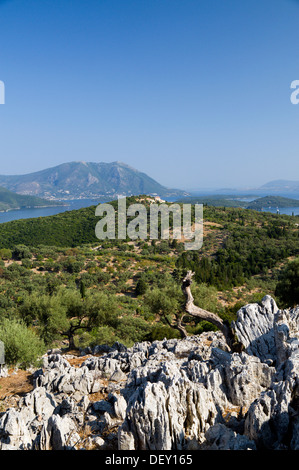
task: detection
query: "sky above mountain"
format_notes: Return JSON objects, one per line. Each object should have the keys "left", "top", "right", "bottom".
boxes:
{"left": 0, "top": 0, "right": 299, "bottom": 191}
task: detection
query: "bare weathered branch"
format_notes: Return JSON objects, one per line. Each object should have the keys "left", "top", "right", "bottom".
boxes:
{"left": 182, "top": 271, "right": 224, "bottom": 330}
{"left": 163, "top": 313, "right": 188, "bottom": 339}
{"left": 181, "top": 271, "right": 243, "bottom": 352}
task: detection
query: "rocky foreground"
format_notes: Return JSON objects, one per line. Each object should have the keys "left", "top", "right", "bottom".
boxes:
{"left": 1, "top": 295, "right": 299, "bottom": 450}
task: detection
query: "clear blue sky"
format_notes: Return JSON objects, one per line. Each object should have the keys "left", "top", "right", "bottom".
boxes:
{"left": 0, "top": 0, "right": 299, "bottom": 190}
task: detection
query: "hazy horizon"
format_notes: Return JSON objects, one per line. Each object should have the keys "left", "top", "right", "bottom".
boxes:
{"left": 0, "top": 158, "right": 299, "bottom": 194}
{"left": 0, "top": 0, "right": 299, "bottom": 189}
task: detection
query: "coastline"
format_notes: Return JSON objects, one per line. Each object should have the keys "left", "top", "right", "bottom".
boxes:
{"left": 0, "top": 203, "right": 68, "bottom": 213}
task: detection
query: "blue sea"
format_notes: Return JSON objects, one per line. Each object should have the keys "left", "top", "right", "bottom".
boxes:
{"left": 0, "top": 192, "right": 299, "bottom": 224}
{"left": 0, "top": 199, "right": 101, "bottom": 224}
{"left": 261, "top": 207, "right": 299, "bottom": 216}
{"left": 187, "top": 190, "right": 299, "bottom": 217}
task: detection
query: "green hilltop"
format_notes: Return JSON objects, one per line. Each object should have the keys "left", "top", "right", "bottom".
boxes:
{"left": 246, "top": 195, "right": 299, "bottom": 210}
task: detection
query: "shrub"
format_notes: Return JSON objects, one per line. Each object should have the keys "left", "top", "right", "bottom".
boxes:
{"left": 81, "top": 325, "right": 121, "bottom": 348}
{"left": 0, "top": 248, "right": 12, "bottom": 260}
{"left": 116, "top": 316, "right": 152, "bottom": 345}
{"left": 275, "top": 258, "right": 299, "bottom": 308}
{"left": 149, "top": 324, "right": 180, "bottom": 341}
{"left": 135, "top": 278, "right": 148, "bottom": 296}
{"left": 0, "top": 318, "right": 46, "bottom": 368}
{"left": 21, "top": 258, "right": 32, "bottom": 269}
{"left": 62, "top": 257, "right": 84, "bottom": 274}
{"left": 12, "top": 245, "right": 32, "bottom": 260}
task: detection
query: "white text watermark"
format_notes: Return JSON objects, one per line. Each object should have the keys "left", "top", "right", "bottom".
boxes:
{"left": 290, "top": 80, "right": 299, "bottom": 105}
{"left": 0, "top": 81, "right": 5, "bottom": 104}
{"left": 95, "top": 197, "right": 203, "bottom": 251}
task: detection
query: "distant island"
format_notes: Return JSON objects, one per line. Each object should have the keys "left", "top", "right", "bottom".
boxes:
{"left": 246, "top": 196, "right": 299, "bottom": 210}
{"left": 0, "top": 186, "right": 65, "bottom": 212}
{"left": 176, "top": 195, "right": 299, "bottom": 211}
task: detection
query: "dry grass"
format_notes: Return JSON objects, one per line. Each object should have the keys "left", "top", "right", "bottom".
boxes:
{"left": 222, "top": 405, "right": 248, "bottom": 422}
{"left": 0, "top": 369, "right": 34, "bottom": 412}
{"left": 0, "top": 369, "right": 34, "bottom": 400}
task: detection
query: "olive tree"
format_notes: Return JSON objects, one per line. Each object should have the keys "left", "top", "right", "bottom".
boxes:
{"left": 19, "top": 289, "right": 119, "bottom": 350}
{"left": 275, "top": 258, "right": 299, "bottom": 307}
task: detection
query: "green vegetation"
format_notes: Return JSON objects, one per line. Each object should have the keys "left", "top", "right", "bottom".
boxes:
{"left": 275, "top": 258, "right": 299, "bottom": 308}
{"left": 175, "top": 195, "right": 250, "bottom": 208}
{"left": 0, "top": 318, "right": 45, "bottom": 368}
{"left": 0, "top": 204, "right": 98, "bottom": 248}
{"left": 0, "top": 196, "right": 298, "bottom": 367}
{"left": 0, "top": 186, "right": 64, "bottom": 212}
{"left": 247, "top": 196, "right": 299, "bottom": 210}
{"left": 176, "top": 208, "right": 299, "bottom": 289}
{"left": 176, "top": 194, "right": 299, "bottom": 210}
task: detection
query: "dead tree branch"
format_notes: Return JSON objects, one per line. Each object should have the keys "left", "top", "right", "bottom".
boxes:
{"left": 163, "top": 312, "right": 188, "bottom": 339}
{"left": 181, "top": 271, "right": 243, "bottom": 352}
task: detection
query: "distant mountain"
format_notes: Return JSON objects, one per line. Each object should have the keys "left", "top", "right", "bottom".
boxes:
{"left": 260, "top": 180, "right": 299, "bottom": 193}
{"left": 0, "top": 161, "right": 189, "bottom": 200}
{"left": 0, "top": 186, "right": 64, "bottom": 212}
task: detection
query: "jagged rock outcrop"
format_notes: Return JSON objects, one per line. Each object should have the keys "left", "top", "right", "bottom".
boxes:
{"left": 232, "top": 295, "right": 278, "bottom": 363}
{"left": 1, "top": 296, "right": 299, "bottom": 450}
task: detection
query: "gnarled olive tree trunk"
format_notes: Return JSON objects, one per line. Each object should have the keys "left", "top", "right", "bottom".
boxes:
{"left": 181, "top": 271, "right": 243, "bottom": 352}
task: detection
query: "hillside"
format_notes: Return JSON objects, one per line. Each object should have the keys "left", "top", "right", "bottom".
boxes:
{"left": 0, "top": 161, "right": 189, "bottom": 200}
{"left": 246, "top": 195, "right": 299, "bottom": 210}
{"left": 0, "top": 197, "right": 298, "bottom": 296}
{"left": 0, "top": 197, "right": 298, "bottom": 453}
{"left": 0, "top": 197, "right": 297, "bottom": 357}
{"left": 0, "top": 186, "right": 64, "bottom": 212}
{"left": 176, "top": 195, "right": 249, "bottom": 208}
{"left": 176, "top": 194, "right": 299, "bottom": 210}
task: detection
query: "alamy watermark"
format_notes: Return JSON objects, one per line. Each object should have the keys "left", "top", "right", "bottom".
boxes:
{"left": 95, "top": 197, "right": 203, "bottom": 251}
{"left": 0, "top": 81, "right": 5, "bottom": 104}
{"left": 290, "top": 80, "right": 299, "bottom": 105}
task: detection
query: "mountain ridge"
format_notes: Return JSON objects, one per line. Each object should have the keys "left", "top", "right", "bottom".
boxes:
{"left": 259, "top": 179, "right": 299, "bottom": 192}
{"left": 0, "top": 161, "right": 189, "bottom": 200}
